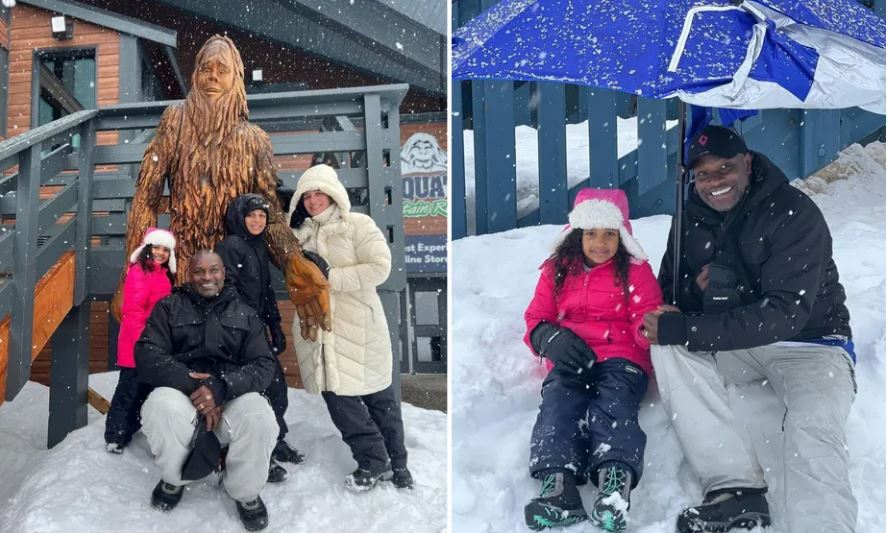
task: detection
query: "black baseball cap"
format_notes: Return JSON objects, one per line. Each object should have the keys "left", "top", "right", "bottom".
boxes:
{"left": 687, "top": 125, "right": 749, "bottom": 169}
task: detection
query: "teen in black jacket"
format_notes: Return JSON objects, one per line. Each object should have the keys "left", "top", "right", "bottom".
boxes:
{"left": 216, "top": 194, "right": 304, "bottom": 477}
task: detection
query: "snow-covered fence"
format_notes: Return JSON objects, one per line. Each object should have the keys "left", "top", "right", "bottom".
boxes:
{"left": 0, "top": 84, "right": 410, "bottom": 447}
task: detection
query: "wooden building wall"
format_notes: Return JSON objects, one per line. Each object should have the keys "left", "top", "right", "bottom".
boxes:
{"left": 5, "top": 3, "right": 119, "bottom": 144}
{"left": 0, "top": 15, "right": 8, "bottom": 48}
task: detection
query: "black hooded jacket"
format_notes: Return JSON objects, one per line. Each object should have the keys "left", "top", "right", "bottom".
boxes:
{"left": 658, "top": 152, "right": 851, "bottom": 352}
{"left": 134, "top": 284, "right": 275, "bottom": 403}
{"left": 215, "top": 194, "right": 281, "bottom": 329}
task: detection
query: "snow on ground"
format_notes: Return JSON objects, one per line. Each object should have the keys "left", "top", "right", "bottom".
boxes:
{"left": 462, "top": 117, "right": 676, "bottom": 231}
{"left": 0, "top": 373, "right": 446, "bottom": 533}
{"left": 452, "top": 141, "right": 886, "bottom": 532}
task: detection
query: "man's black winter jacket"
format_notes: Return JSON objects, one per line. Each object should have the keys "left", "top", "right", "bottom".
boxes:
{"left": 658, "top": 152, "right": 851, "bottom": 352}
{"left": 135, "top": 284, "right": 275, "bottom": 403}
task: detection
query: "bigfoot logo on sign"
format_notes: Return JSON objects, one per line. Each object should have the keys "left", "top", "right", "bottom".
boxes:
{"left": 401, "top": 132, "right": 447, "bottom": 273}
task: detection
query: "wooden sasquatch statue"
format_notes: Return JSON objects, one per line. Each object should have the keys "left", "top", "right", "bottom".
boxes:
{"left": 112, "top": 35, "right": 329, "bottom": 339}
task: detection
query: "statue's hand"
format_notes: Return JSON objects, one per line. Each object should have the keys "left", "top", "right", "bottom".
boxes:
{"left": 110, "top": 278, "right": 125, "bottom": 322}
{"left": 285, "top": 252, "right": 331, "bottom": 341}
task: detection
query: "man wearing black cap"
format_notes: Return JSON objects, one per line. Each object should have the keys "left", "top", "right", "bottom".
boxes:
{"left": 642, "top": 125, "right": 856, "bottom": 533}
{"left": 136, "top": 250, "right": 278, "bottom": 531}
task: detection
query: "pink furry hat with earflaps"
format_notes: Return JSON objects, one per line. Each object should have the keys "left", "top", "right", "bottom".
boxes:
{"left": 559, "top": 188, "right": 647, "bottom": 261}
{"left": 129, "top": 227, "right": 177, "bottom": 273}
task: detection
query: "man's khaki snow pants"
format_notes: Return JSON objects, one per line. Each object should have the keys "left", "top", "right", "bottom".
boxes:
{"left": 651, "top": 344, "right": 857, "bottom": 533}
{"left": 141, "top": 387, "right": 277, "bottom": 502}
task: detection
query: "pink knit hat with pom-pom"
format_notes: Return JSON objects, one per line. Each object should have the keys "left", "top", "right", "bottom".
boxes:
{"left": 129, "top": 227, "right": 177, "bottom": 273}
{"left": 560, "top": 188, "right": 647, "bottom": 261}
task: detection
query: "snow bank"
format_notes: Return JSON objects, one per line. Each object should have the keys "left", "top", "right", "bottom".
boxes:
{"left": 453, "top": 142, "right": 886, "bottom": 532}
{"left": 0, "top": 373, "right": 446, "bottom": 533}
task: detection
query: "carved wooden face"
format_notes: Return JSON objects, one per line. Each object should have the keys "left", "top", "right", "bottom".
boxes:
{"left": 196, "top": 41, "right": 236, "bottom": 102}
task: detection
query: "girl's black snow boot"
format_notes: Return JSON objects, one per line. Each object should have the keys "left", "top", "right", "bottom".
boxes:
{"left": 589, "top": 463, "right": 633, "bottom": 532}
{"left": 524, "top": 469, "right": 588, "bottom": 530}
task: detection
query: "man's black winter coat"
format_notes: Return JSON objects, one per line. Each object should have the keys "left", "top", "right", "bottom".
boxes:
{"left": 658, "top": 152, "right": 851, "bottom": 352}
{"left": 135, "top": 284, "right": 275, "bottom": 402}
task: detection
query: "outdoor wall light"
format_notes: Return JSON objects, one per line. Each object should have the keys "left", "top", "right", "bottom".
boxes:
{"left": 51, "top": 15, "right": 74, "bottom": 40}
{"left": 252, "top": 69, "right": 263, "bottom": 82}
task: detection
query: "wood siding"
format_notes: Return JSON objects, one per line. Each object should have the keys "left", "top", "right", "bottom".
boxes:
{"left": 6, "top": 3, "right": 119, "bottom": 144}
{"left": 0, "top": 251, "right": 75, "bottom": 407}
{"left": 0, "top": 16, "right": 9, "bottom": 50}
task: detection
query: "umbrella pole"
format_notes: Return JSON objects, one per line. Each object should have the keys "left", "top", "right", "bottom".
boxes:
{"left": 672, "top": 100, "right": 687, "bottom": 305}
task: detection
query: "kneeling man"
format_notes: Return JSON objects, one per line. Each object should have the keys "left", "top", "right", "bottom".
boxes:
{"left": 136, "top": 250, "right": 277, "bottom": 531}
{"left": 644, "top": 126, "right": 856, "bottom": 533}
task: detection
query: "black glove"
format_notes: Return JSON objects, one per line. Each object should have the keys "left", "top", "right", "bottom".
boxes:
{"left": 530, "top": 322, "right": 596, "bottom": 373}
{"left": 269, "top": 322, "right": 287, "bottom": 355}
{"left": 302, "top": 250, "right": 330, "bottom": 279}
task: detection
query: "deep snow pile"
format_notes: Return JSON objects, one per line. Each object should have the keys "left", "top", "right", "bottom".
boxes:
{"left": 0, "top": 373, "right": 446, "bottom": 533}
{"left": 452, "top": 141, "right": 886, "bottom": 532}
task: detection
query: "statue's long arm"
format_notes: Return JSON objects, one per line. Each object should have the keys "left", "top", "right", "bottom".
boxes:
{"left": 251, "top": 127, "right": 331, "bottom": 339}
{"left": 124, "top": 106, "right": 178, "bottom": 259}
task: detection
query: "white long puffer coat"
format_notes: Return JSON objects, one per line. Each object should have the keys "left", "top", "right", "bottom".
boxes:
{"left": 288, "top": 165, "right": 393, "bottom": 396}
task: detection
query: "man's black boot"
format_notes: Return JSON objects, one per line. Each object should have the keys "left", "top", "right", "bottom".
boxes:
{"left": 236, "top": 495, "right": 269, "bottom": 531}
{"left": 589, "top": 462, "right": 633, "bottom": 532}
{"left": 676, "top": 488, "right": 771, "bottom": 532}
{"left": 150, "top": 480, "right": 184, "bottom": 511}
{"left": 524, "top": 469, "right": 588, "bottom": 530}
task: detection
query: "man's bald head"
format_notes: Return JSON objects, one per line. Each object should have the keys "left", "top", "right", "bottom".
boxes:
{"left": 189, "top": 250, "right": 225, "bottom": 298}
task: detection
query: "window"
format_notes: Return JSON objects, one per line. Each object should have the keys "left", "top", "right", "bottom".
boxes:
{"left": 36, "top": 49, "right": 96, "bottom": 127}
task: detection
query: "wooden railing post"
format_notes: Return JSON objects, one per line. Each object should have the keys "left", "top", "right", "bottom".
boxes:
{"left": 7, "top": 143, "right": 42, "bottom": 400}
{"left": 48, "top": 304, "right": 90, "bottom": 448}
{"left": 472, "top": 80, "right": 516, "bottom": 234}
{"left": 74, "top": 119, "right": 96, "bottom": 305}
{"left": 587, "top": 89, "right": 619, "bottom": 189}
{"left": 636, "top": 98, "right": 669, "bottom": 196}
{"left": 537, "top": 82, "right": 568, "bottom": 224}
{"left": 452, "top": 82, "right": 467, "bottom": 239}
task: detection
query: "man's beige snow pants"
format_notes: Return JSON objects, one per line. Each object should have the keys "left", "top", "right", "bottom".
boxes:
{"left": 141, "top": 387, "right": 277, "bottom": 502}
{"left": 651, "top": 343, "right": 856, "bottom": 533}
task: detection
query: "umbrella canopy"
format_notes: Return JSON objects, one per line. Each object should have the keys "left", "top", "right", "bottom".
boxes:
{"left": 453, "top": 0, "right": 886, "bottom": 114}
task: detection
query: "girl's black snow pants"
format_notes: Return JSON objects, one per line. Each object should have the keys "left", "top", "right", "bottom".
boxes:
{"left": 104, "top": 367, "right": 153, "bottom": 446}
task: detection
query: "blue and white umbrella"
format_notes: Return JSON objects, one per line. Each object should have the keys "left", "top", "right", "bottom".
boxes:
{"left": 453, "top": 0, "right": 886, "bottom": 114}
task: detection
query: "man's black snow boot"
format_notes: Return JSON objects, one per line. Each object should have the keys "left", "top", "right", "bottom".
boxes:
{"left": 272, "top": 439, "right": 305, "bottom": 464}
{"left": 524, "top": 469, "right": 588, "bottom": 530}
{"left": 676, "top": 488, "right": 771, "bottom": 532}
{"left": 236, "top": 495, "right": 269, "bottom": 531}
{"left": 589, "top": 462, "right": 633, "bottom": 532}
{"left": 150, "top": 480, "right": 184, "bottom": 511}
{"left": 267, "top": 458, "right": 288, "bottom": 483}
{"left": 392, "top": 467, "right": 414, "bottom": 489}
{"left": 345, "top": 463, "right": 394, "bottom": 492}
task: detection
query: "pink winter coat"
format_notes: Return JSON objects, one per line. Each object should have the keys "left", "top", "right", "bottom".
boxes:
{"left": 524, "top": 258, "right": 663, "bottom": 376}
{"left": 117, "top": 261, "right": 172, "bottom": 368}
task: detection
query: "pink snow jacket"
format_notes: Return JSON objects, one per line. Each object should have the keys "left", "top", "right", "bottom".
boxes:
{"left": 117, "top": 261, "right": 172, "bottom": 368}
{"left": 524, "top": 258, "right": 663, "bottom": 376}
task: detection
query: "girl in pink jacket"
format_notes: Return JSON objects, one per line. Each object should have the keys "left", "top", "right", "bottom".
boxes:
{"left": 523, "top": 189, "right": 662, "bottom": 532}
{"left": 105, "top": 228, "right": 177, "bottom": 453}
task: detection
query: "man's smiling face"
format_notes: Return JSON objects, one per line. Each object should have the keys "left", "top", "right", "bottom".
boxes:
{"left": 692, "top": 152, "right": 753, "bottom": 212}
{"left": 189, "top": 252, "right": 225, "bottom": 298}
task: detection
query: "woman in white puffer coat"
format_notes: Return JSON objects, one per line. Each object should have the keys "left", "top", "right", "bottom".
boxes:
{"left": 288, "top": 164, "right": 412, "bottom": 491}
